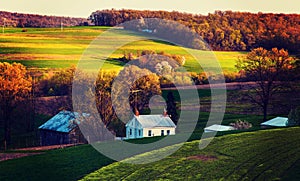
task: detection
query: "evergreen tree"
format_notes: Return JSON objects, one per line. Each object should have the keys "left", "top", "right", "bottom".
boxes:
{"left": 166, "top": 92, "right": 178, "bottom": 125}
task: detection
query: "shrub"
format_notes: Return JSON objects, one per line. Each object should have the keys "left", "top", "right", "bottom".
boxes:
{"left": 223, "top": 71, "right": 241, "bottom": 82}
{"left": 190, "top": 72, "right": 208, "bottom": 85}
{"left": 230, "top": 119, "right": 252, "bottom": 130}
{"left": 141, "top": 50, "right": 156, "bottom": 56}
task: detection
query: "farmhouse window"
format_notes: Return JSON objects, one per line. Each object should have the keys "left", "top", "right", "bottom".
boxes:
{"left": 161, "top": 130, "right": 164, "bottom": 136}
{"left": 130, "top": 129, "right": 132, "bottom": 135}
{"left": 167, "top": 130, "right": 170, "bottom": 135}
{"left": 148, "top": 130, "right": 152, "bottom": 136}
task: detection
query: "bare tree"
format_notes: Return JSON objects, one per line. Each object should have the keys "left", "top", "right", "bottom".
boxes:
{"left": 236, "top": 47, "right": 294, "bottom": 121}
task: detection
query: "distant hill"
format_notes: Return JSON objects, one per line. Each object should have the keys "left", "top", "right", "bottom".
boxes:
{"left": 0, "top": 11, "right": 91, "bottom": 28}
{"left": 89, "top": 9, "right": 300, "bottom": 53}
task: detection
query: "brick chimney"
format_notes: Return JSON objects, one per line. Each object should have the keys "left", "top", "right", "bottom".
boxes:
{"left": 163, "top": 108, "right": 168, "bottom": 117}
{"left": 134, "top": 108, "right": 140, "bottom": 117}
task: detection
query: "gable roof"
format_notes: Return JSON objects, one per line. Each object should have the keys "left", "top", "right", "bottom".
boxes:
{"left": 38, "top": 111, "right": 88, "bottom": 133}
{"left": 204, "top": 124, "right": 235, "bottom": 133}
{"left": 127, "top": 115, "right": 176, "bottom": 128}
{"left": 261, "top": 117, "right": 288, "bottom": 127}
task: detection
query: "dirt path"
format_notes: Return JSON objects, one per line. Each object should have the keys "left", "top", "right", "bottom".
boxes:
{"left": 0, "top": 153, "right": 43, "bottom": 162}
{"left": 162, "top": 82, "right": 258, "bottom": 90}
{"left": 0, "top": 144, "right": 80, "bottom": 162}
{"left": 16, "top": 144, "right": 78, "bottom": 151}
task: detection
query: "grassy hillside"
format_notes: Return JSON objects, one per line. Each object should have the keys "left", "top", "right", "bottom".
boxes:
{"left": 0, "top": 27, "right": 245, "bottom": 72}
{"left": 0, "top": 113, "right": 265, "bottom": 181}
{"left": 82, "top": 127, "right": 300, "bottom": 180}
{"left": 0, "top": 145, "right": 114, "bottom": 181}
{"left": 1, "top": 125, "right": 297, "bottom": 180}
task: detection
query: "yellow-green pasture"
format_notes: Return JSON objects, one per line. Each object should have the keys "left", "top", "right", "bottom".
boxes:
{"left": 0, "top": 27, "right": 246, "bottom": 72}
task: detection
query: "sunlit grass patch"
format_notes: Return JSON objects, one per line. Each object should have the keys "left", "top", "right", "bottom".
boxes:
{"left": 0, "top": 27, "right": 244, "bottom": 71}
{"left": 0, "top": 53, "right": 82, "bottom": 61}
{"left": 0, "top": 42, "right": 88, "bottom": 49}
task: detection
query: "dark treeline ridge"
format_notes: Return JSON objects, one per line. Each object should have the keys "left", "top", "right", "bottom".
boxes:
{"left": 0, "top": 11, "right": 90, "bottom": 28}
{"left": 89, "top": 9, "right": 300, "bottom": 53}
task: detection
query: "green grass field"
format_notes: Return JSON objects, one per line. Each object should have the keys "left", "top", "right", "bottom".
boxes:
{"left": 0, "top": 27, "right": 245, "bottom": 72}
{"left": 0, "top": 144, "right": 114, "bottom": 181}
{"left": 0, "top": 113, "right": 282, "bottom": 181}
{"left": 2, "top": 26, "right": 297, "bottom": 181}
{"left": 82, "top": 127, "right": 300, "bottom": 181}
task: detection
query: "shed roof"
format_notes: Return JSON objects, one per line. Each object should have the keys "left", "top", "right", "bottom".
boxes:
{"left": 204, "top": 124, "right": 235, "bottom": 133}
{"left": 38, "top": 111, "right": 88, "bottom": 133}
{"left": 261, "top": 117, "right": 288, "bottom": 127}
{"left": 128, "top": 115, "right": 176, "bottom": 128}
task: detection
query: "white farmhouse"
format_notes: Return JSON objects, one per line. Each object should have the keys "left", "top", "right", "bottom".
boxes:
{"left": 126, "top": 110, "right": 176, "bottom": 139}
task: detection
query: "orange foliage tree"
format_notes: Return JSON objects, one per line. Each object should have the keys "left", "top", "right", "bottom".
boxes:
{"left": 0, "top": 62, "right": 32, "bottom": 148}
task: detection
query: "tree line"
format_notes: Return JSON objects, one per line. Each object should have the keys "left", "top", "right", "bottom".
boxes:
{"left": 0, "top": 11, "right": 90, "bottom": 28}
{"left": 89, "top": 9, "right": 300, "bottom": 53}
{"left": 1, "top": 47, "right": 300, "bottom": 147}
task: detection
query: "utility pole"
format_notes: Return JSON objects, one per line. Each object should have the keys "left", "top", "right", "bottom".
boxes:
{"left": 29, "top": 71, "right": 40, "bottom": 132}
{"left": 2, "top": 18, "right": 6, "bottom": 34}
{"left": 60, "top": 18, "right": 63, "bottom": 32}
{"left": 130, "top": 89, "right": 142, "bottom": 110}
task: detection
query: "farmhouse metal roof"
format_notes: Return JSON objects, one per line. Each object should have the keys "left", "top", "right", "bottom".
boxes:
{"left": 204, "top": 124, "right": 235, "bottom": 133}
{"left": 128, "top": 115, "right": 176, "bottom": 128}
{"left": 38, "top": 111, "right": 88, "bottom": 133}
{"left": 261, "top": 117, "right": 288, "bottom": 127}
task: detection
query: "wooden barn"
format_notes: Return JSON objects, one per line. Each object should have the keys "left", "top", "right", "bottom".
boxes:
{"left": 39, "top": 111, "right": 87, "bottom": 146}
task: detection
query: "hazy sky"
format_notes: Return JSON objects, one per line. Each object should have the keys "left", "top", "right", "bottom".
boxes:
{"left": 1, "top": 0, "right": 300, "bottom": 18}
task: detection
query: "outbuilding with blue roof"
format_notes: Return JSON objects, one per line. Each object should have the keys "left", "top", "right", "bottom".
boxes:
{"left": 39, "top": 111, "right": 87, "bottom": 146}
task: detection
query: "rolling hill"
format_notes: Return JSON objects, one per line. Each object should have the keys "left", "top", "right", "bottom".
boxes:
{"left": 81, "top": 127, "right": 300, "bottom": 180}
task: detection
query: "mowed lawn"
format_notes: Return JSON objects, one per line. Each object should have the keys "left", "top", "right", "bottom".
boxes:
{"left": 0, "top": 27, "right": 245, "bottom": 72}
{"left": 82, "top": 127, "right": 300, "bottom": 181}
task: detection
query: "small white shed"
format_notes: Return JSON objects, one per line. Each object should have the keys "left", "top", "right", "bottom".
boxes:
{"left": 261, "top": 117, "right": 288, "bottom": 127}
{"left": 204, "top": 124, "right": 235, "bottom": 133}
{"left": 126, "top": 110, "right": 176, "bottom": 139}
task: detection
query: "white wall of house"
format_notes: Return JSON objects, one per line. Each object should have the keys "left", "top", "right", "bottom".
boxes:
{"left": 143, "top": 127, "right": 175, "bottom": 137}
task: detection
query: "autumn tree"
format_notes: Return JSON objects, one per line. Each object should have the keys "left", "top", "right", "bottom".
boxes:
{"left": 73, "top": 67, "right": 160, "bottom": 137}
{"left": 95, "top": 71, "right": 119, "bottom": 126}
{"left": 47, "top": 65, "right": 76, "bottom": 96}
{"left": 0, "top": 62, "right": 32, "bottom": 148}
{"left": 112, "top": 65, "right": 161, "bottom": 121}
{"left": 236, "top": 48, "right": 294, "bottom": 121}
{"left": 89, "top": 9, "right": 300, "bottom": 52}
{"left": 72, "top": 70, "right": 119, "bottom": 138}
